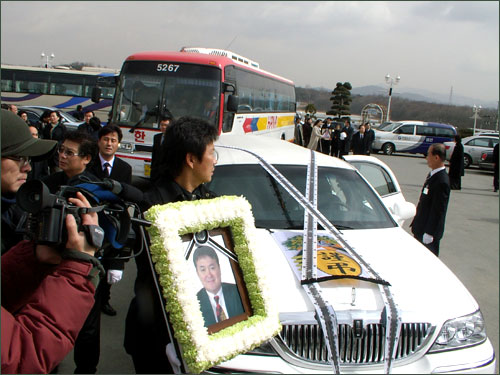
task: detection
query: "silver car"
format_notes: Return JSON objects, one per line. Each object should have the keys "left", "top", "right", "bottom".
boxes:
{"left": 19, "top": 105, "right": 84, "bottom": 131}
{"left": 444, "top": 135, "right": 499, "bottom": 168}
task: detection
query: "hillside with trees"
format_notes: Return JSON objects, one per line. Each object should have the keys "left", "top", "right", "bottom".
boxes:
{"left": 296, "top": 87, "right": 498, "bottom": 131}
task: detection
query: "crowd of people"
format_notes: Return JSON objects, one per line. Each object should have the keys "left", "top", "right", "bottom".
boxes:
{"left": 294, "top": 115, "right": 375, "bottom": 157}
{"left": 1, "top": 103, "right": 224, "bottom": 373}
{"left": 2, "top": 103, "right": 498, "bottom": 373}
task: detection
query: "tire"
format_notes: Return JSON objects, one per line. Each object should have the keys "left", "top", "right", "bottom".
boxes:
{"left": 382, "top": 143, "right": 395, "bottom": 155}
{"left": 464, "top": 154, "right": 472, "bottom": 169}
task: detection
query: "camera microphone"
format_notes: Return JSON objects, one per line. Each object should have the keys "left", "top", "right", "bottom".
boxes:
{"left": 78, "top": 176, "right": 144, "bottom": 203}
{"left": 101, "top": 178, "right": 123, "bottom": 195}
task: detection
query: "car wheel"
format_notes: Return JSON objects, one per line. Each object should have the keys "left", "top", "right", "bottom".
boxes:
{"left": 382, "top": 143, "right": 395, "bottom": 155}
{"left": 464, "top": 154, "right": 472, "bottom": 169}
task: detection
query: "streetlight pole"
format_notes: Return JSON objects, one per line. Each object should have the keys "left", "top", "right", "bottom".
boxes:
{"left": 385, "top": 74, "right": 400, "bottom": 122}
{"left": 40, "top": 52, "right": 55, "bottom": 68}
{"left": 472, "top": 104, "right": 481, "bottom": 135}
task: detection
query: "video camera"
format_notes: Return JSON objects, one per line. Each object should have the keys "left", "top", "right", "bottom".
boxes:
{"left": 16, "top": 179, "right": 149, "bottom": 260}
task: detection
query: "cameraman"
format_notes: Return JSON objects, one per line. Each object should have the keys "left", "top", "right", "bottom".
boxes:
{"left": 1, "top": 110, "right": 57, "bottom": 254}
{"left": 1, "top": 109, "right": 104, "bottom": 373}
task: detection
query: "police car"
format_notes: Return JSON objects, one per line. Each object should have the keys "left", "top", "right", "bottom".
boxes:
{"left": 205, "top": 135, "right": 495, "bottom": 373}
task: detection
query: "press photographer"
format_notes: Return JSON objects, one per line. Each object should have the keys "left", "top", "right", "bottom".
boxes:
{"left": 1, "top": 109, "right": 104, "bottom": 374}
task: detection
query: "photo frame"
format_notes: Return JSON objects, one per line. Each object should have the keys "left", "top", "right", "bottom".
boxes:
{"left": 145, "top": 196, "right": 281, "bottom": 373}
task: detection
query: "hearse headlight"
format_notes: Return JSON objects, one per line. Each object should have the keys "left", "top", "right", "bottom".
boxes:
{"left": 429, "top": 310, "right": 486, "bottom": 353}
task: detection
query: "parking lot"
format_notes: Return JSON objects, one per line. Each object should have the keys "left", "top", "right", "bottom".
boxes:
{"left": 58, "top": 151, "right": 499, "bottom": 374}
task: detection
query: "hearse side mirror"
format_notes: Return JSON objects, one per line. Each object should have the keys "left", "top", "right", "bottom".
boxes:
{"left": 91, "top": 87, "right": 102, "bottom": 103}
{"left": 227, "top": 95, "right": 239, "bottom": 112}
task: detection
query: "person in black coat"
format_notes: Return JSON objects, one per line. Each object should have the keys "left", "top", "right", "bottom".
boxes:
{"left": 364, "top": 122, "right": 376, "bottom": 155}
{"left": 26, "top": 124, "right": 51, "bottom": 181}
{"left": 124, "top": 117, "right": 219, "bottom": 373}
{"left": 42, "top": 110, "right": 67, "bottom": 172}
{"left": 448, "top": 135, "right": 464, "bottom": 190}
{"left": 87, "top": 124, "right": 132, "bottom": 319}
{"left": 330, "top": 122, "right": 342, "bottom": 158}
{"left": 302, "top": 117, "right": 313, "bottom": 147}
{"left": 351, "top": 124, "right": 368, "bottom": 155}
{"left": 88, "top": 124, "right": 132, "bottom": 184}
{"left": 150, "top": 115, "right": 173, "bottom": 183}
{"left": 340, "top": 119, "right": 354, "bottom": 156}
{"left": 410, "top": 143, "right": 451, "bottom": 257}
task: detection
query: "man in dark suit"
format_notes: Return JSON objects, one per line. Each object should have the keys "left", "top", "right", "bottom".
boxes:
{"left": 410, "top": 143, "right": 451, "bottom": 257}
{"left": 70, "top": 124, "right": 133, "bottom": 373}
{"left": 364, "top": 122, "right": 375, "bottom": 155}
{"left": 89, "top": 124, "right": 132, "bottom": 185}
{"left": 351, "top": 123, "right": 368, "bottom": 155}
{"left": 150, "top": 115, "right": 173, "bottom": 183}
{"left": 88, "top": 123, "right": 132, "bottom": 315}
{"left": 193, "top": 246, "right": 245, "bottom": 327}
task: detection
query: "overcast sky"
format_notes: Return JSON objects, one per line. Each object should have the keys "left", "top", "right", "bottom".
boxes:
{"left": 1, "top": 1, "right": 498, "bottom": 103}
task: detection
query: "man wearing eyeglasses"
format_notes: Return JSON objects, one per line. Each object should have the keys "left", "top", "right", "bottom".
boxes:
{"left": 1, "top": 110, "right": 58, "bottom": 254}
{"left": 1, "top": 109, "right": 104, "bottom": 373}
{"left": 41, "top": 131, "right": 99, "bottom": 194}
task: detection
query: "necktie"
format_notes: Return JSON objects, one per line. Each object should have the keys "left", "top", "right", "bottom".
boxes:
{"left": 214, "top": 296, "right": 227, "bottom": 322}
{"left": 103, "top": 162, "right": 111, "bottom": 177}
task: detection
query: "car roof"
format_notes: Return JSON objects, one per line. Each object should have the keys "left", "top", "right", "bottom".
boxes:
{"left": 215, "top": 135, "right": 354, "bottom": 170}
{"left": 463, "top": 135, "right": 497, "bottom": 141}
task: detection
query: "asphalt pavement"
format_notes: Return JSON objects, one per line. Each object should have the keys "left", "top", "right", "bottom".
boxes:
{"left": 57, "top": 151, "right": 499, "bottom": 374}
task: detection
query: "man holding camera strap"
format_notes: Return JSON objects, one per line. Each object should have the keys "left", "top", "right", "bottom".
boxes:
{"left": 1, "top": 109, "right": 105, "bottom": 374}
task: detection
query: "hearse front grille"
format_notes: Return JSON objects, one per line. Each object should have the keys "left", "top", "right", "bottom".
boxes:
{"left": 279, "top": 322, "right": 432, "bottom": 365}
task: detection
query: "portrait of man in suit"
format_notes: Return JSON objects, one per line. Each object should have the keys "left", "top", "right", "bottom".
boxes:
{"left": 193, "top": 246, "right": 245, "bottom": 328}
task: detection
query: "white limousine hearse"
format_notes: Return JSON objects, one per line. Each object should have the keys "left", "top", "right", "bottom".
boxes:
{"left": 202, "top": 135, "right": 495, "bottom": 374}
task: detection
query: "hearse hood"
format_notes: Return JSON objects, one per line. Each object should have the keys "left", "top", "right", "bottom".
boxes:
{"left": 259, "top": 227, "right": 478, "bottom": 324}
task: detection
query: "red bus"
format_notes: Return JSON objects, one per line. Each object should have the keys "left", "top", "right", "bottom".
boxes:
{"left": 101, "top": 47, "right": 296, "bottom": 178}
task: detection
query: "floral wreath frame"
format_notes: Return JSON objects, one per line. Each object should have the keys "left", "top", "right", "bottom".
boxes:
{"left": 145, "top": 195, "right": 281, "bottom": 373}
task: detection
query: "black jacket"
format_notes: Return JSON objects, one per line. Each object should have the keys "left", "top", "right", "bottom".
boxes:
{"left": 351, "top": 132, "right": 368, "bottom": 155}
{"left": 124, "top": 177, "right": 216, "bottom": 372}
{"left": 41, "top": 170, "right": 100, "bottom": 194}
{"left": 88, "top": 156, "right": 132, "bottom": 185}
{"left": 410, "top": 169, "right": 450, "bottom": 240}
{"left": 448, "top": 142, "right": 464, "bottom": 178}
{"left": 41, "top": 122, "right": 67, "bottom": 143}
{"left": 150, "top": 132, "right": 163, "bottom": 183}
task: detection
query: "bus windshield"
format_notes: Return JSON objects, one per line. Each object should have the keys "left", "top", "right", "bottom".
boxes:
{"left": 112, "top": 61, "right": 221, "bottom": 129}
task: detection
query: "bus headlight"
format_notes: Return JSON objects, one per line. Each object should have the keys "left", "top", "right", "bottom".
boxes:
{"left": 429, "top": 310, "right": 486, "bottom": 353}
{"left": 118, "top": 142, "right": 134, "bottom": 153}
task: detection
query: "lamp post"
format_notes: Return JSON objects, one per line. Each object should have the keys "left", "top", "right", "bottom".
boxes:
{"left": 385, "top": 74, "right": 400, "bottom": 122}
{"left": 41, "top": 52, "right": 55, "bottom": 68}
{"left": 472, "top": 104, "right": 481, "bottom": 135}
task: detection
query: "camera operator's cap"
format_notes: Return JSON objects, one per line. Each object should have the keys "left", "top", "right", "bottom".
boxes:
{"left": 1, "top": 109, "right": 57, "bottom": 158}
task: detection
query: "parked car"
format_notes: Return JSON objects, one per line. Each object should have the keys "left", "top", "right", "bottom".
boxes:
{"left": 444, "top": 135, "right": 499, "bottom": 169}
{"left": 373, "top": 121, "right": 457, "bottom": 156}
{"left": 479, "top": 149, "right": 495, "bottom": 171}
{"left": 18, "top": 105, "right": 83, "bottom": 131}
{"left": 343, "top": 154, "right": 415, "bottom": 225}
{"left": 204, "top": 135, "right": 495, "bottom": 374}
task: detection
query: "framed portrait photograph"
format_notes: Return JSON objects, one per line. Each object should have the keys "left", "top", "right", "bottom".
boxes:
{"left": 145, "top": 196, "right": 281, "bottom": 373}
{"left": 183, "top": 228, "right": 252, "bottom": 334}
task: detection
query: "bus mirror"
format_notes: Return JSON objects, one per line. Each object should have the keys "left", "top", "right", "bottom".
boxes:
{"left": 227, "top": 95, "right": 239, "bottom": 112}
{"left": 91, "top": 87, "right": 102, "bottom": 103}
{"left": 222, "top": 82, "right": 236, "bottom": 94}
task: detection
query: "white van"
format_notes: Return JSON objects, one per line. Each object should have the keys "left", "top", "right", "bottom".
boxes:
{"left": 373, "top": 121, "right": 457, "bottom": 155}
